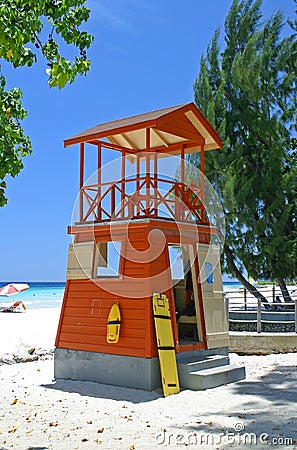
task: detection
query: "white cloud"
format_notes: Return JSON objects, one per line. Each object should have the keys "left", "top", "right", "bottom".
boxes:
{"left": 86, "top": 0, "right": 159, "bottom": 32}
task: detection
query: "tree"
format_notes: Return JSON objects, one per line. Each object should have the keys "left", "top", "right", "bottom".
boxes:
{"left": 193, "top": 0, "right": 297, "bottom": 303}
{"left": 0, "top": 0, "right": 93, "bottom": 206}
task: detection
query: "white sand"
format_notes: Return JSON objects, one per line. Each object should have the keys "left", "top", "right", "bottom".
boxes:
{"left": 0, "top": 308, "right": 61, "bottom": 364}
{"left": 0, "top": 308, "right": 297, "bottom": 449}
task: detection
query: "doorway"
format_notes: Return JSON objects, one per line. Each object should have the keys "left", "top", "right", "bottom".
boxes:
{"left": 168, "top": 244, "right": 205, "bottom": 346}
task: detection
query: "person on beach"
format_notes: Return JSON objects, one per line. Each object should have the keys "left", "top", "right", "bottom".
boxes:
{"left": 271, "top": 295, "right": 285, "bottom": 312}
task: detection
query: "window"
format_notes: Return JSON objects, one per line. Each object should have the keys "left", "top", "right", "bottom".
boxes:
{"left": 96, "top": 241, "right": 122, "bottom": 278}
{"left": 205, "top": 262, "right": 214, "bottom": 284}
{"left": 168, "top": 245, "right": 185, "bottom": 281}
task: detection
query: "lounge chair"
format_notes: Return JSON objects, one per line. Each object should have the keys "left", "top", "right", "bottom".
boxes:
{"left": 0, "top": 301, "right": 27, "bottom": 313}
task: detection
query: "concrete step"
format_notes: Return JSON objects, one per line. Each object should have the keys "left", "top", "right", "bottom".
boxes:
{"left": 181, "top": 364, "right": 246, "bottom": 390}
{"left": 186, "top": 355, "right": 230, "bottom": 372}
{"left": 177, "top": 354, "right": 229, "bottom": 387}
{"left": 176, "top": 347, "right": 228, "bottom": 364}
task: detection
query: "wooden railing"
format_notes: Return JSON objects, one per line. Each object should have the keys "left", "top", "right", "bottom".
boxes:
{"left": 77, "top": 176, "right": 205, "bottom": 224}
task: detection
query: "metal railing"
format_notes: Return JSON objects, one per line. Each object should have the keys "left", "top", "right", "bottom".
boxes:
{"left": 224, "top": 287, "right": 297, "bottom": 334}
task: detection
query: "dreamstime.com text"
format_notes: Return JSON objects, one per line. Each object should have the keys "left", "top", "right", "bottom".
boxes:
{"left": 155, "top": 426, "right": 294, "bottom": 447}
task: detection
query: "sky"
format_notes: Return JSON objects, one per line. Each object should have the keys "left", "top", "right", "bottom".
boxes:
{"left": 0, "top": 0, "right": 295, "bottom": 282}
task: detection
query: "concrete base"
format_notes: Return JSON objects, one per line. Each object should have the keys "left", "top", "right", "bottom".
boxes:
{"left": 229, "top": 332, "right": 297, "bottom": 354}
{"left": 54, "top": 348, "right": 161, "bottom": 390}
{"left": 55, "top": 347, "right": 237, "bottom": 392}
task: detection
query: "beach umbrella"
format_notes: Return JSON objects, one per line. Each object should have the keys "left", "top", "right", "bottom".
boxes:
{"left": 0, "top": 283, "right": 29, "bottom": 297}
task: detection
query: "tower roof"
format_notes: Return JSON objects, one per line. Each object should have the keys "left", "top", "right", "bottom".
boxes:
{"left": 64, "top": 102, "right": 222, "bottom": 155}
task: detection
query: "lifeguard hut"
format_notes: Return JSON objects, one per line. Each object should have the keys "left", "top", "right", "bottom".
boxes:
{"left": 55, "top": 103, "right": 245, "bottom": 391}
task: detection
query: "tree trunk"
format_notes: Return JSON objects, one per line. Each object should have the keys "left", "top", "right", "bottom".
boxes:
{"left": 277, "top": 277, "right": 292, "bottom": 303}
{"left": 224, "top": 244, "right": 270, "bottom": 308}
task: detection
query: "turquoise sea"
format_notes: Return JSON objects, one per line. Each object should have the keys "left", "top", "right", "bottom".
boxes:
{"left": 0, "top": 282, "right": 65, "bottom": 309}
{"left": 0, "top": 281, "right": 242, "bottom": 309}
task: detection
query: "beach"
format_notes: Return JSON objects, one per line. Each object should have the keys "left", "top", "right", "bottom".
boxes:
{"left": 0, "top": 308, "right": 297, "bottom": 450}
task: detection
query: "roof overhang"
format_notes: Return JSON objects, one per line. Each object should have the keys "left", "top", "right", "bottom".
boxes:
{"left": 64, "top": 102, "right": 222, "bottom": 155}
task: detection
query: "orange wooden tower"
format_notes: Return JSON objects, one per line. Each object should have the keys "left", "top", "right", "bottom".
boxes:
{"left": 55, "top": 103, "right": 240, "bottom": 390}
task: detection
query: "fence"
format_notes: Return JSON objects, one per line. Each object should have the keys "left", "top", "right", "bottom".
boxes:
{"left": 224, "top": 286, "right": 297, "bottom": 334}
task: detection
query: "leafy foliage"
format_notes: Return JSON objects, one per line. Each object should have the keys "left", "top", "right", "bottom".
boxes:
{"left": 0, "top": 75, "right": 31, "bottom": 204}
{"left": 193, "top": 0, "right": 297, "bottom": 284}
{"left": 0, "top": 0, "right": 93, "bottom": 205}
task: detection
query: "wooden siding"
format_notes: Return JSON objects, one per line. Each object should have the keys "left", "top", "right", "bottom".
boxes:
{"left": 55, "top": 279, "right": 153, "bottom": 357}
{"left": 56, "top": 220, "right": 212, "bottom": 358}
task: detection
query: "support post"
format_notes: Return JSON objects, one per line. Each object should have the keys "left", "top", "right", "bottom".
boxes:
{"left": 244, "top": 288, "right": 247, "bottom": 311}
{"left": 154, "top": 151, "right": 158, "bottom": 216}
{"left": 111, "top": 185, "right": 115, "bottom": 217}
{"left": 225, "top": 296, "right": 229, "bottom": 328}
{"left": 181, "top": 144, "right": 185, "bottom": 184}
{"left": 121, "top": 151, "right": 125, "bottom": 218}
{"left": 146, "top": 128, "right": 150, "bottom": 215}
{"left": 200, "top": 143, "right": 205, "bottom": 222}
{"left": 295, "top": 299, "right": 297, "bottom": 334}
{"left": 179, "top": 144, "right": 185, "bottom": 220}
{"left": 136, "top": 153, "right": 140, "bottom": 190}
{"left": 79, "top": 143, "right": 84, "bottom": 223}
{"left": 257, "top": 298, "right": 262, "bottom": 333}
{"left": 136, "top": 152, "right": 140, "bottom": 216}
{"left": 97, "top": 143, "right": 102, "bottom": 221}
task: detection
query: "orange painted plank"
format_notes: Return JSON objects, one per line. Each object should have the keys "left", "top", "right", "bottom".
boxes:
{"left": 122, "top": 265, "right": 147, "bottom": 274}
{"left": 61, "top": 324, "right": 147, "bottom": 339}
{"left": 66, "top": 285, "right": 144, "bottom": 297}
{"left": 178, "top": 342, "right": 207, "bottom": 353}
{"left": 63, "top": 299, "right": 104, "bottom": 307}
{"left": 61, "top": 315, "right": 145, "bottom": 328}
{"left": 58, "top": 332, "right": 145, "bottom": 348}
{"left": 62, "top": 308, "right": 147, "bottom": 322}
{"left": 62, "top": 307, "right": 104, "bottom": 316}
{"left": 62, "top": 316, "right": 102, "bottom": 326}
{"left": 60, "top": 306, "right": 148, "bottom": 329}
{"left": 61, "top": 325, "right": 104, "bottom": 336}
{"left": 84, "top": 284, "right": 146, "bottom": 294}
{"left": 67, "top": 279, "right": 146, "bottom": 288}
{"left": 62, "top": 306, "right": 146, "bottom": 319}
{"left": 64, "top": 297, "right": 146, "bottom": 308}
{"left": 122, "top": 270, "right": 146, "bottom": 278}
{"left": 55, "top": 280, "right": 70, "bottom": 347}
{"left": 119, "top": 318, "right": 146, "bottom": 329}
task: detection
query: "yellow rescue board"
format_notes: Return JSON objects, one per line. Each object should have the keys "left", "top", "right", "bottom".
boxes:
{"left": 152, "top": 293, "right": 180, "bottom": 397}
{"left": 107, "top": 303, "right": 121, "bottom": 344}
